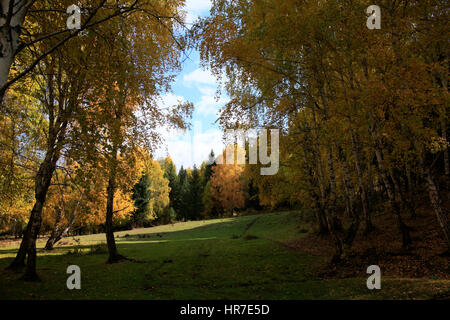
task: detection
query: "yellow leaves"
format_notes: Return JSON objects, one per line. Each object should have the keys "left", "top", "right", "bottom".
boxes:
{"left": 114, "top": 191, "right": 134, "bottom": 220}
{"left": 427, "top": 137, "right": 449, "bottom": 154}
{"left": 136, "top": 152, "right": 171, "bottom": 221}
{"left": 210, "top": 159, "right": 246, "bottom": 214}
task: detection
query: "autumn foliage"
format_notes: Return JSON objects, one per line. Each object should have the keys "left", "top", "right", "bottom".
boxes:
{"left": 196, "top": 0, "right": 450, "bottom": 259}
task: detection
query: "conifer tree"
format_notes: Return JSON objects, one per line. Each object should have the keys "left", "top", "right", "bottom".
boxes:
{"left": 188, "top": 165, "right": 204, "bottom": 220}
{"left": 204, "top": 150, "right": 216, "bottom": 186}
{"left": 131, "top": 172, "right": 151, "bottom": 228}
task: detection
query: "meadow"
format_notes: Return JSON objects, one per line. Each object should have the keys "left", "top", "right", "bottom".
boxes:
{"left": 0, "top": 211, "right": 447, "bottom": 300}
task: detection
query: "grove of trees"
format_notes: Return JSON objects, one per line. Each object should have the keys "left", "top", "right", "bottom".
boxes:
{"left": 0, "top": 0, "right": 193, "bottom": 280}
{"left": 0, "top": 0, "right": 448, "bottom": 283}
{"left": 195, "top": 0, "right": 449, "bottom": 261}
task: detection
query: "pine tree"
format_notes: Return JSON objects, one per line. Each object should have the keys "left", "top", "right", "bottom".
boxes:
{"left": 204, "top": 150, "right": 216, "bottom": 186}
{"left": 246, "top": 178, "right": 262, "bottom": 211}
{"left": 131, "top": 172, "right": 151, "bottom": 228}
{"left": 188, "top": 165, "right": 204, "bottom": 220}
{"left": 176, "top": 166, "right": 190, "bottom": 221}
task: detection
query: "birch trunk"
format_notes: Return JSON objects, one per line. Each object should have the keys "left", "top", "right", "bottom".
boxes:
{"left": 405, "top": 163, "right": 417, "bottom": 219}
{"left": 105, "top": 109, "right": 127, "bottom": 263}
{"left": 419, "top": 150, "right": 450, "bottom": 251}
{"left": 424, "top": 167, "right": 450, "bottom": 250}
{"left": 22, "top": 142, "right": 63, "bottom": 280}
{"left": 351, "top": 131, "right": 373, "bottom": 233}
{"left": 0, "top": 0, "right": 29, "bottom": 100}
{"left": 311, "top": 106, "right": 331, "bottom": 235}
{"left": 302, "top": 148, "right": 328, "bottom": 234}
{"left": 44, "top": 212, "right": 77, "bottom": 250}
{"left": 105, "top": 153, "right": 126, "bottom": 263}
{"left": 371, "top": 125, "right": 412, "bottom": 248}
{"left": 338, "top": 146, "right": 361, "bottom": 247}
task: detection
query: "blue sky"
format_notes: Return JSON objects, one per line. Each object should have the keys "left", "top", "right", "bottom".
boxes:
{"left": 155, "top": 0, "right": 228, "bottom": 171}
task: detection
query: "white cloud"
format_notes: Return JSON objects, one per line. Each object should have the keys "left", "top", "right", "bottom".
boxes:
{"left": 154, "top": 86, "right": 227, "bottom": 168}
{"left": 183, "top": 68, "right": 217, "bottom": 87}
{"left": 155, "top": 121, "right": 224, "bottom": 170}
{"left": 196, "top": 94, "right": 228, "bottom": 116}
{"left": 157, "top": 92, "right": 186, "bottom": 109}
{"left": 182, "top": 68, "right": 229, "bottom": 117}
{"left": 183, "top": 0, "right": 212, "bottom": 24}
{"left": 198, "top": 85, "right": 215, "bottom": 96}
{"left": 185, "top": 0, "right": 211, "bottom": 13}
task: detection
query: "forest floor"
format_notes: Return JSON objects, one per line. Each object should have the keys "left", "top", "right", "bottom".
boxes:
{"left": 0, "top": 210, "right": 448, "bottom": 299}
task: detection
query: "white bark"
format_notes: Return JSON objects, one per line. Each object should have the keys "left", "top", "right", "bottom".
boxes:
{"left": 0, "top": 0, "right": 28, "bottom": 92}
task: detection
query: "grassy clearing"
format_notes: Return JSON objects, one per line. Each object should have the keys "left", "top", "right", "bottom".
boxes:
{"left": 0, "top": 211, "right": 448, "bottom": 300}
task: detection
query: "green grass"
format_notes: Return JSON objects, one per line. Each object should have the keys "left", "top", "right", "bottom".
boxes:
{"left": 0, "top": 211, "right": 448, "bottom": 300}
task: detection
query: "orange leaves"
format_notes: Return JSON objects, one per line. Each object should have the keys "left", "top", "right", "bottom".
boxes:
{"left": 209, "top": 162, "right": 246, "bottom": 215}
